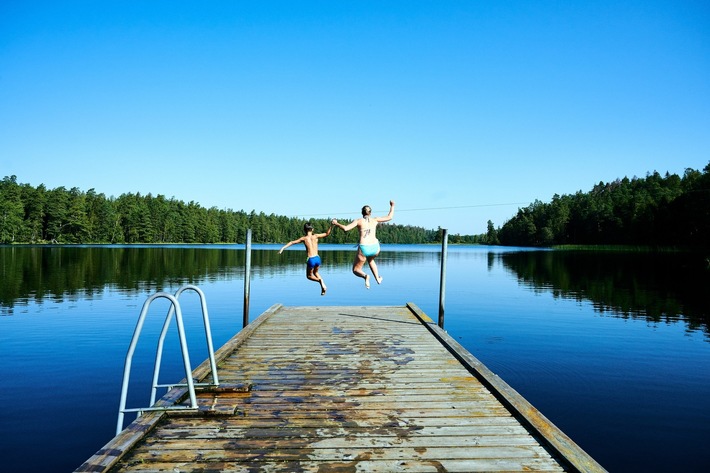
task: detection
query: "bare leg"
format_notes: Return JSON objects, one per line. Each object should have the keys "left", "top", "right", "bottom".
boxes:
{"left": 307, "top": 267, "right": 327, "bottom": 295}
{"left": 314, "top": 266, "right": 326, "bottom": 295}
{"left": 367, "top": 257, "right": 383, "bottom": 284}
{"left": 352, "top": 251, "right": 370, "bottom": 288}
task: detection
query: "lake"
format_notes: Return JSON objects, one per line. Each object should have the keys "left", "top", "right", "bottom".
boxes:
{"left": 1, "top": 244, "right": 709, "bottom": 472}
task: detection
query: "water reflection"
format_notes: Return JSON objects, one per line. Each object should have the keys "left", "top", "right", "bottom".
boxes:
{"left": 0, "top": 244, "right": 427, "bottom": 314}
{"left": 0, "top": 246, "right": 244, "bottom": 314}
{"left": 498, "top": 250, "right": 710, "bottom": 334}
{"left": 2, "top": 245, "right": 709, "bottom": 338}
{"left": 2, "top": 244, "right": 709, "bottom": 472}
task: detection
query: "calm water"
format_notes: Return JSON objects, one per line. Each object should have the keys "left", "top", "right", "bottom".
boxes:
{"left": 1, "top": 244, "right": 709, "bottom": 472}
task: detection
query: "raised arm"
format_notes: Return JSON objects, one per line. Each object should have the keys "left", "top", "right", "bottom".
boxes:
{"left": 332, "top": 218, "right": 359, "bottom": 232}
{"left": 376, "top": 200, "right": 395, "bottom": 223}
{"left": 317, "top": 225, "right": 333, "bottom": 239}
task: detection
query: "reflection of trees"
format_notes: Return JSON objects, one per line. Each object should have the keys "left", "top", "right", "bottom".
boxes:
{"left": 0, "top": 246, "right": 249, "bottom": 314}
{"left": 0, "top": 246, "right": 435, "bottom": 314}
{"left": 500, "top": 250, "right": 710, "bottom": 335}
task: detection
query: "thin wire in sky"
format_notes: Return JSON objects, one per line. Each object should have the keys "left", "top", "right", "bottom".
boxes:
{"left": 296, "top": 202, "right": 529, "bottom": 218}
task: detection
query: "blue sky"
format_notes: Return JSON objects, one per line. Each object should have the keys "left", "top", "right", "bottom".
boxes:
{"left": 1, "top": 1, "right": 708, "bottom": 235}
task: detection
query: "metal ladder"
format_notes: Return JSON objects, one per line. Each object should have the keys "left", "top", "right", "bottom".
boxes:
{"left": 116, "top": 285, "right": 219, "bottom": 434}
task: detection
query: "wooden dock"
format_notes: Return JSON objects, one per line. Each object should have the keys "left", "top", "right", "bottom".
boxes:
{"left": 76, "top": 303, "right": 607, "bottom": 472}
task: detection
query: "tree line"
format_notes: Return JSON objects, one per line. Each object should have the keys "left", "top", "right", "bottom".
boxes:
{"left": 492, "top": 162, "right": 710, "bottom": 248}
{"left": 2, "top": 162, "right": 708, "bottom": 247}
{"left": 0, "top": 176, "right": 458, "bottom": 245}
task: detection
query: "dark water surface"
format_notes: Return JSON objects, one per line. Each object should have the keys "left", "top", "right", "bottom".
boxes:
{"left": 1, "top": 244, "right": 709, "bottom": 472}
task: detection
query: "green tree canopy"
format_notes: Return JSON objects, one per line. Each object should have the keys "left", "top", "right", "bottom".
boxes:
{"left": 497, "top": 163, "right": 710, "bottom": 248}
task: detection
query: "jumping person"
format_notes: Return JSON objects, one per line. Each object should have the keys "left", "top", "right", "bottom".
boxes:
{"left": 279, "top": 222, "right": 332, "bottom": 295}
{"left": 331, "top": 200, "right": 395, "bottom": 289}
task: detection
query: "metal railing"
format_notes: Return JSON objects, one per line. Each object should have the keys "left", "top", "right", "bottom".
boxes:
{"left": 116, "top": 285, "right": 219, "bottom": 434}
{"left": 149, "top": 285, "right": 219, "bottom": 404}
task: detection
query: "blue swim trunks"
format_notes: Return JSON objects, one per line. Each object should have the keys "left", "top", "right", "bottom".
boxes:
{"left": 306, "top": 255, "right": 321, "bottom": 269}
{"left": 359, "top": 242, "right": 380, "bottom": 258}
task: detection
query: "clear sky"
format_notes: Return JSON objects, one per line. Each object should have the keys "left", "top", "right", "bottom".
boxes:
{"left": 1, "top": 1, "right": 708, "bottom": 235}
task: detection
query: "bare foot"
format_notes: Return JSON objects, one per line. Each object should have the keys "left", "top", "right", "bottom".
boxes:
{"left": 364, "top": 275, "right": 370, "bottom": 289}
{"left": 321, "top": 284, "right": 327, "bottom": 296}
{"left": 376, "top": 276, "right": 383, "bottom": 285}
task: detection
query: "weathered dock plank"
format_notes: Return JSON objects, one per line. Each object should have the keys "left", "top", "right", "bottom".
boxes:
{"left": 76, "top": 304, "right": 606, "bottom": 473}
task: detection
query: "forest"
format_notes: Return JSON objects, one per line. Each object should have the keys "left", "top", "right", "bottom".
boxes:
{"left": 494, "top": 162, "right": 710, "bottom": 248}
{"left": 0, "top": 175, "right": 455, "bottom": 245}
{"left": 1, "top": 162, "right": 708, "bottom": 248}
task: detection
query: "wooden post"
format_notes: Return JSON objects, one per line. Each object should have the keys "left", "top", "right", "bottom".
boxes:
{"left": 438, "top": 228, "right": 447, "bottom": 328}
{"left": 243, "top": 229, "right": 252, "bottom": 328}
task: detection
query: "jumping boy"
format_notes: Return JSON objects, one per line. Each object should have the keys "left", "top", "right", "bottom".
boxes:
{"left": 279, "top": 222, "right": 332, "bottom": 295}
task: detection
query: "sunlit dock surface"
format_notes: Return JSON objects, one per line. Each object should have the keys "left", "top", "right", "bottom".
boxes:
{"left": 76, "top": 304, "right": 606, "bottom": 472}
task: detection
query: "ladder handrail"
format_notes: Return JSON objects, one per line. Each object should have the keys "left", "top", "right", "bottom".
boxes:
{"left": 116, "top": 292, "right": 198, "bottom": 435}
{"left": 149, "top": 284, "right": 219, "bottom": 406}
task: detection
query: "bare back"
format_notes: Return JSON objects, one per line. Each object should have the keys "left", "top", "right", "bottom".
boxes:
{"left": 301, "top": 234, "right": 321, "bottom": 257}
{"left": 357, "top": 217, "right": 379, "bottom": 245}
{"left": 331, "top": 200, "right": 394, "bottom": 247}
